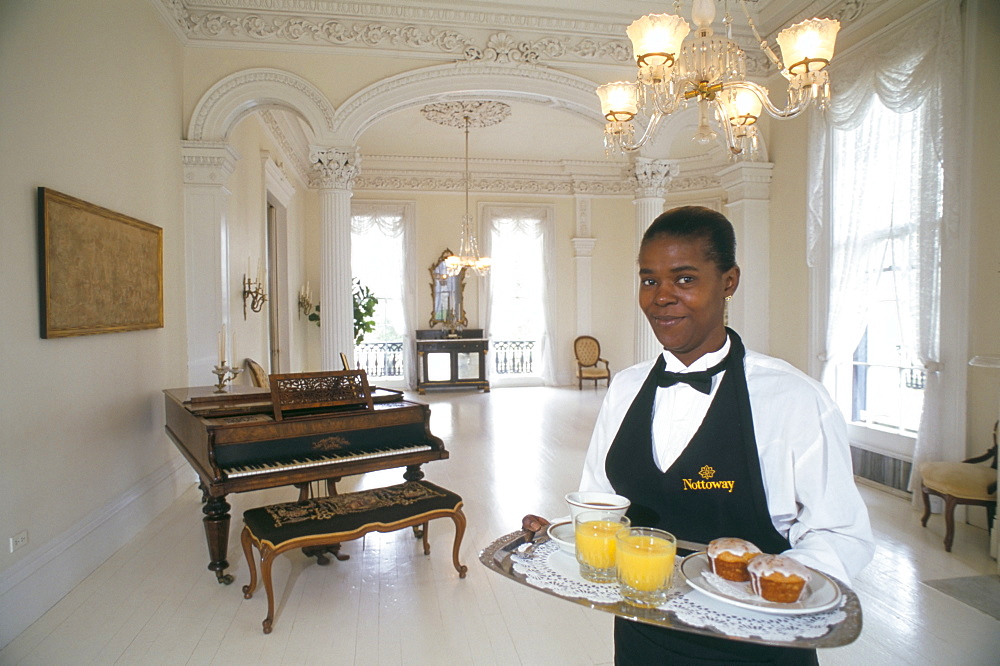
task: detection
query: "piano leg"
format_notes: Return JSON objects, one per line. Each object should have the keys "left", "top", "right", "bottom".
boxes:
{"left": 404, "top": 465, "right": 426, "bottom": 538}
{"left": 202, "top": 495, "right": 234, "bottom": 585}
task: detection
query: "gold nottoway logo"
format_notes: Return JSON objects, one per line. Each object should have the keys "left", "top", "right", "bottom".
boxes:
{"left": 682, "top": 465, "right": 736, "bottom": 493}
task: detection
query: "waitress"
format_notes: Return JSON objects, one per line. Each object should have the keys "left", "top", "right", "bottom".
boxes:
{"left": 577, "top": 206, "right": 874, "bottom": 664}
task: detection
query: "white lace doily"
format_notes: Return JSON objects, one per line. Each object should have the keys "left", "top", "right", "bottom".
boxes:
{"left": 511, "top": 540, "right": 846, "bottom": 643}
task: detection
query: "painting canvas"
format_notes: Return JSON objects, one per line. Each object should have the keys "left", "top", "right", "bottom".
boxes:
{"left": 38, "top": 188, "right": 163, "bottom": 338}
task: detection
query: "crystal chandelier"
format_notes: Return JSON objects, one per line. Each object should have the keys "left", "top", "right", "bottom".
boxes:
{"left": 596, "top": 0, "right": 840, "bottom": 158}
{"left": 421, "top": 101, "right": 511, "bottom": 277}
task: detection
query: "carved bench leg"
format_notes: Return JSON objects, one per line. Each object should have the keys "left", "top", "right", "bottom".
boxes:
{"left": 450, "top": 508, "right": 468, "bottom": 578}
{"left": 421, "top": 522, "right": 431, "bottom": 555}
{"left": 241, "top": 527, "right": 257, "bottom": 599}
{"left": 260, "top": 544, "right": 277, "bottom": 634}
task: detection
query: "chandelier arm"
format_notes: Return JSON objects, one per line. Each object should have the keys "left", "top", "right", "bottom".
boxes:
{"left": 719, "top": 80, "right": 811, "bottom": 119}
{"left": 618, "top": 110, "right": 665, "bottom": 152}
{"left": 712, "top": 100, "right": 746, "bottom": 156}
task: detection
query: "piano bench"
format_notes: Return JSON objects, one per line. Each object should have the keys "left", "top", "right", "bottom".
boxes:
{"left": 239, "top": 480, "right": 467, "bottom": 634}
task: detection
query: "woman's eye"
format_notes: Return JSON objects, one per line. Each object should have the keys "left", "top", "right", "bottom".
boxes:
{"left": 677, "top": 276, "right": 695, "bottom": 284}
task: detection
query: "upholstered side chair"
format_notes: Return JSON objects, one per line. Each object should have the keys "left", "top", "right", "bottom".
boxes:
{"left": 573, "top": 335, "right": 611, "bottom": 390}
{"left": 919, "top": 420, "right": 998, "bottom": 552}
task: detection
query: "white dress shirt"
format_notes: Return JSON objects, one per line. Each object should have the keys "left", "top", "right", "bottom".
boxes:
{"left": 580, "top": 344, "right": 876, "bottom": 584}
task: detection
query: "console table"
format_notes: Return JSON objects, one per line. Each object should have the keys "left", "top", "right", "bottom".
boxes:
{"left": 416, "top": 329, "right": 489, "bottom": 393}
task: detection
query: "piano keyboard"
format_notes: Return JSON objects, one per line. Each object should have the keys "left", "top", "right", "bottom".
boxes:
{"left": 222, "top": 443, "right": 434, "bottom": 479}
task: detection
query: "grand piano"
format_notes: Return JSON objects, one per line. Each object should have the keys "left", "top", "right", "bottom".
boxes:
{"left": 164, "top": 369, "right": 447, "bottom": 584}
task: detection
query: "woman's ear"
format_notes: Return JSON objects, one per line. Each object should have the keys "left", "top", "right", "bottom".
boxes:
{"left": 724, "top": 265, "right": 741, "bottom": 297}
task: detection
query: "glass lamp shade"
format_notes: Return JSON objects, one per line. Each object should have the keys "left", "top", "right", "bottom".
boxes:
{"left": 626, "top": 14, "right": 690, "bottom": 68}
{"left": 720, "top": 88, "right": 763, "bottom": 126}
{"left": 596, "top": 81, "right": 639, "bottom": 121}
{"left": 776, "top": 18, "right": 840, "bottom": 74}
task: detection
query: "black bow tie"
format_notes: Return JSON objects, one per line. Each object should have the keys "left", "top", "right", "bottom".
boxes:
{"left": 656, "top": 358, "right": 728, "bottom": 395}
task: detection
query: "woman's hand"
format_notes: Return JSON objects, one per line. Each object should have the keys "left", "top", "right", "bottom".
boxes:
{"left": 521, "top": 514, "right": 551, "bottom": 539}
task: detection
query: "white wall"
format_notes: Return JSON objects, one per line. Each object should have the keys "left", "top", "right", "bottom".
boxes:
{"left": 0, "top": 0, "right": 187, "bottom": 646}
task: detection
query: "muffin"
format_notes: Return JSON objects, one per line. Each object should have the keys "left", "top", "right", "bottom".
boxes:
{"left": 706, "top": 538, "right": 762, "bottom": 582}
{"left": 748, "top": 554, "right": 812, "bottom": 603}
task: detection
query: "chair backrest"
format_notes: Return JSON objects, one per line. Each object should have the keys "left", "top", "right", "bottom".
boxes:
{"left": 574, "top": 335, "right": 601, "bottom": 367}
{"left": 245, "top": 358, "right": 269, "bottom": 388}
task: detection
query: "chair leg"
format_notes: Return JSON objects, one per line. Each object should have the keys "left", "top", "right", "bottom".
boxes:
{"left": 943, "top": 495, "right": 958, "bottom": 552}
{"left": 920, "top": 486, "right": 933, "bottom": 527}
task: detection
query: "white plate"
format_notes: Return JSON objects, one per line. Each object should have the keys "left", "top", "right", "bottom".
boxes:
{"left": 679, "top": 552, "right": 842, "bottom": 616}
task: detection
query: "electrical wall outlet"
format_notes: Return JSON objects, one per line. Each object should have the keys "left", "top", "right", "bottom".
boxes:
{"left": 10, "top": 530, "right": 28, "bottom": 552}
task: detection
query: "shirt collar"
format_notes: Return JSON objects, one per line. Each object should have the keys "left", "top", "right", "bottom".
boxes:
{"left": 660, "top": 336, "right": 731, "bottom": 373}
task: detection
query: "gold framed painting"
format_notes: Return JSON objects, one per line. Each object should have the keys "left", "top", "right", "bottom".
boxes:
{"left": 38, "top": 187, "right": 163, "bottom": 338}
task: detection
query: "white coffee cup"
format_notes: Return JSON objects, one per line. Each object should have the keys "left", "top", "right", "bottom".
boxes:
{"left": 565, "top": 491, "right": 630, "bottom": 520}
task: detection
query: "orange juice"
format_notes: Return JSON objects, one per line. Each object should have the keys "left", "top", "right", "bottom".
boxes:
{"left": 575, "top": 520, "right": 623, "bottom": 569}
{"left": 617, "top": 535, "right": 676, "bottom": 591}
{"left": 615, "top": 528, "right": 676, "bottom": 607}
{"left": 574, "top": 511, "right": 629, "bottom": 583}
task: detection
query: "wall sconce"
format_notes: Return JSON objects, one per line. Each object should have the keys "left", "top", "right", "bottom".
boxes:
{"left": 242, "top": 258, "right": 267, "bottom": 320}
{"left": 298, "top": 282, "right": 314, "bottom": 319}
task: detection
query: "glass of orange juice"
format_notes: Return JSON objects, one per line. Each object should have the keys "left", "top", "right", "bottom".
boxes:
{"left": 615, "top": 527, "right": 677, "bottom": 607}
{"left": 574, "top": 511, "right": 630, "bottom": 583}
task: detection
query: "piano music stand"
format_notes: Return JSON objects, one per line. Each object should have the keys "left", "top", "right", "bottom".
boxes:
{"left": 268, "top": 369, "right": 375, "bottom": 421}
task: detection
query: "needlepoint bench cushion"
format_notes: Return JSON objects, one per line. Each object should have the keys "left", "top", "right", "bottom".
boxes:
{"left": 243, "top": 480, "right": 463, "bottom": 547}
{"left": 241, "top": 479, "right": 467, "bottom": 634}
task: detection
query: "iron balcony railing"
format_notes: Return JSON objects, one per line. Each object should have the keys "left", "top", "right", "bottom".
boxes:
{"left": 354, "top": 341, "right": 403, "bottom": 378}
{"left": 355, "top": 339, "right": 537, "bottom": 378}
{"left": 493, "top": 339, "right": 535, "bottom": 375}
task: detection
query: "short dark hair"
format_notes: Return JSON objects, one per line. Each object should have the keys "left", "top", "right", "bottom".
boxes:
{"left": 641, "top": 206, "right": 737, "bottom": 272}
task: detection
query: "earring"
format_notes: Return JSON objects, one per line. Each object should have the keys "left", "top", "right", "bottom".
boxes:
{"left": 724, "top": 296, "right": 732, "bottom": 302}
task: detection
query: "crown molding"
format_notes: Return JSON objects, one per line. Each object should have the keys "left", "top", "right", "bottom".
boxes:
{"left": 157, "top": 0, "right": 633, "bottom": 65}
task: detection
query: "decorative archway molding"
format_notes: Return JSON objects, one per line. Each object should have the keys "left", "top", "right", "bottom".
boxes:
{"left": 333, "top": 62, "right": 605, "bottom": 143}
{"left": 187, "top": 67, "right": 338, "bottom": 144}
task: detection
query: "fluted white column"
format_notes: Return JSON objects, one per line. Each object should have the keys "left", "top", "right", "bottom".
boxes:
{"left": 632, "top": 158, "right": 677, "bottom": 364}
{"left": 310, "top": 146, "right": 360, "bottom": 370}
{"left": 181, "top": 141, "right": 239, "bottom": 384}
{"left": 718, "top": 161, "right": 774, "bottom": 354}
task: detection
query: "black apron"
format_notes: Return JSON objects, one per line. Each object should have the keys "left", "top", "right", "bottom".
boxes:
{"left": 605, "top": 330, "right": 818, "bottom": 665}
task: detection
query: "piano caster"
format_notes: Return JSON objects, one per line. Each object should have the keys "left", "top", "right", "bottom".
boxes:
{"left": 215, "top": 571, "right": 235, "bottom": 585}
{"left": 302, "top": 544, "right": 350, "bottom": 565}
{"left": 412, "top": 525, "right": 424, "bottom": 539}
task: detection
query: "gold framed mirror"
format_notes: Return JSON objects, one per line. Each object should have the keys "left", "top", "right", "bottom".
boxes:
{"left": 429, "top": 249, "right": 468, "bottom": 329}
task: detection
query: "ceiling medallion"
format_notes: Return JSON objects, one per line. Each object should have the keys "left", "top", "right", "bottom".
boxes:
{"left": 420, "top": 101, "right": 511, "bottom": 130}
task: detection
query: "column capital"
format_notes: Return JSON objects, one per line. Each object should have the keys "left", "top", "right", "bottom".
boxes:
{"left": 181, "top": 141, "right": 240, "bottom": 186}
{"left": 309, "top": 146, "right": 361, "bottom": 190}
{"left": 633, "top": 157, "right": 678, "bottom": 199}
{"left": 571, "top": 237, "right": 597, "bottom": 257}
{"left": 717, "top": 161, "right": 774, "bottom": 201}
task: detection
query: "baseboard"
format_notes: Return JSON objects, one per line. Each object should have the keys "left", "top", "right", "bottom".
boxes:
{"left": 0, "top": 455, "right": 195, "bottom": 649}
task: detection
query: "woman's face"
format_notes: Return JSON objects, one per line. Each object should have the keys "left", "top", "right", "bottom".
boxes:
{"left": 638, "top": 234, "right": 740, "bottom": 366}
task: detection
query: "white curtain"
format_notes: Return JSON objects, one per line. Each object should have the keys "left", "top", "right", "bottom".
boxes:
{"left": 483, "top": 205, "right": 556, "bottom": 385}
{"left": 807, "top": 0, "right": 961, "bottom": 492}
{"left": 351, "top": 202, "right": 416, "bottom": 388}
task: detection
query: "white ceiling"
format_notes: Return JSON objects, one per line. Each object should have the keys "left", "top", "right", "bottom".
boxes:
{"left": 181, "top": 0, "right": 840, "bottom": 171}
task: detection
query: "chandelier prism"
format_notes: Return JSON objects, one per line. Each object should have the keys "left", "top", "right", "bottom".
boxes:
{"left": 596, "top": 0, "right": 840, "bottom": 157}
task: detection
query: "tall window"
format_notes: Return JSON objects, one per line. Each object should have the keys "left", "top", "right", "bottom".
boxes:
{"left": 484, "top": 205, "right": 554, "bottom": 385}
{"left": 825, "top": 98, "right": 934, "bottom": 448}
{"left": 810, "top": 0, "right": 961, "bottom": 476}
{"left": 351, "top": 203, "right": 414, "bottom": 383}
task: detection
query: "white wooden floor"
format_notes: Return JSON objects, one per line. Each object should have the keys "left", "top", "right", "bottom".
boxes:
{"left": 2, "top": 386, "right": 998, "bottom": 665}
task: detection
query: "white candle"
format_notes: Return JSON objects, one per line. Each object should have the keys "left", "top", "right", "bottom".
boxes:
{"left": 257, "top": 259, "right": 263, "bottom": 285}
{"left": 219, "top": 324, "right": 226, "bottom": 365}
{"left": 231, "top": 331, "right": 237, "bottom": 365}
